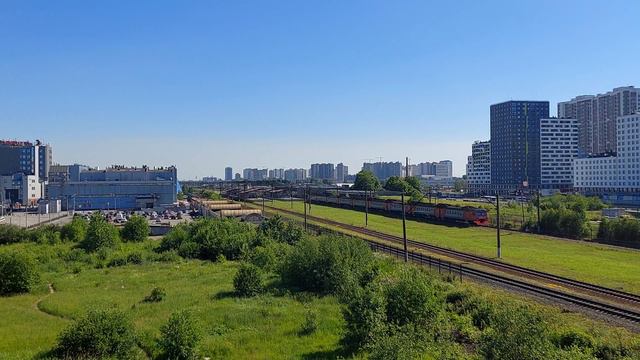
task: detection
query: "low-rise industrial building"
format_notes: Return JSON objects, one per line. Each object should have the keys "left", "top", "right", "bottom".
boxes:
{"left": 47, "top": 164, "right": 178, "bottom": 210}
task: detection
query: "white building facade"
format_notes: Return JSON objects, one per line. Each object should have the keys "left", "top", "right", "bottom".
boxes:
{"left": 540, "top": 118, "right": 578, "bottom": 190}
{"left": 574, "top": 114, "right": 640, "bottom": 193}
{"left": 466, "top": 141, "right": 491, "bottom": 192}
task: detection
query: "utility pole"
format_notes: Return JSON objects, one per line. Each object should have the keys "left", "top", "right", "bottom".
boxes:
{"left": 496, "top": 192, "right": 501, "bottom": 259}
{"left": 401, "top": 192, "right": 408, "bottom": 262}
{"left": 365, "top": 189, "right": 369, "bottom": 227}
{"left": 405, "top": 157, "right": 409, "bottom": 178}
{"left": 536, "top": 190, "right": 541, "bottom": 233}
{"left": 304, "top": 186, "right": 308, "bottom": 231}
{"left": 290, "top": 185, "right": 293, "bottom": 209}
{"left": 262, "top": 192, "right": 265, "bottom": 212}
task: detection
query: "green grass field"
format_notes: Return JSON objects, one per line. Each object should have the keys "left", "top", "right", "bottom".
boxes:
{"left": 265, "top": 200, "right": 640, "bottom": 294}
{"left": 0, "top": 242, "right": 343, "bottom": 360}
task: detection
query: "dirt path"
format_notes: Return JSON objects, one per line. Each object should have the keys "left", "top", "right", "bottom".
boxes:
{"left": 33, "top": 283, "right": 65, "bottom": 319}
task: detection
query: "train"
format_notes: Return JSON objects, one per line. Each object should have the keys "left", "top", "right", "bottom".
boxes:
{"left": 307, "top": 194, "right": 489, "bottom": 226}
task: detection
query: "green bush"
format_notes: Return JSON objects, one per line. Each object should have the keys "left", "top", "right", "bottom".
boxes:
{"left": 159, "top": 218, "right": 256, "bottom": 261}
{"left": 177, "top": 241, "right": 201, "bottom": 259}
{"left": 280, "top": 235, "right": 376, "bottom": 296}
{"left": 121, "top": 215, "right": 149, "bottom": 242}
{"left": 233, "top": 263, "right": 264, "bottom": 297}
{"left": 249, "top": 240, "right": 290, "bottom": 272}
{"left": 143, "top": 287, "right": 167, "bottom": 303}
{"left": 79, "top": 213, "right": 119, "bottom": 252}
{"left": 385, "top": 268, "right": 441, "bottom": 326}
{"left": 158, "top": 310, "right": 201, "bottom": 360}
{"left": 55, "top": 308, "right": 137, "bottom": 359}
{"left": 159, "top": 223, "right": 190, "bottom": 252}
{"left": 0, "top": 251, "right": 40, "bottom": 295}
{"left": 598, "top": 217, "right": 640, "bottom": 245}
{"left": 30, "top": 224, "right": 62, "bottom": 244}
{"left": 60, "top": 216, "right": 88, "bottom": 243}
{"left": 107, "top": 256, "right": 128, "bottom": 268}
{"left": 299, "top": 308, "right": 318, "bottom": 336}
{"left": 126, "top": 251, "right": 144, "bottom": 265}
{"left": 257, "top": 215, "right": 305, "bottom": 245}
{"left": 341, "top": 285, "right": 387, "bottom": 350}
{"left": 480, "top": 304, "right": 554, "bottom": 360}
{"left": 0, "top": 224, "right": 29, "bottom": 245}
{"left": 554, "top": 329, "right": 594, "bottom": 351}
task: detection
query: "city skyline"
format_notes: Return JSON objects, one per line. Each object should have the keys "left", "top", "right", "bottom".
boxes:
{"left": 2, "top": 2, "right": 639, "bottom": 179}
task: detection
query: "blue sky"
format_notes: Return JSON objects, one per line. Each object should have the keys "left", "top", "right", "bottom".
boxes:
{"left": 1, "top": 1, "right": 639, "bottom": 179}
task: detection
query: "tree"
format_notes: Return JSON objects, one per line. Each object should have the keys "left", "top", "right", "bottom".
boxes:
{"left": 352, "top": 170, "right": 381, "bottom": 191}
{"left": 79, "top": 213, "right": 119, "bottom": 252}
{"left": 55, "top": 309, "right": 137, "bottom": 359}
{"left": 405, "top": 176, "right": 421, "bottom": 192}
{"left": 0, "top": 251, "right": 39, "bottom": 295}
{"left": 60, "top": 216, "right": 88, "bottom": 243}
{"left": 453, "top": 178, "right": 466, "bottom": 192}
{"left": 384, "top": 176, "right": 407, "bottom": 192}
{"left": 159, "top": 310, "right": 201, "bottom": 360}
{"left": 121, "top": 215, "right": 149, "bottom": 242}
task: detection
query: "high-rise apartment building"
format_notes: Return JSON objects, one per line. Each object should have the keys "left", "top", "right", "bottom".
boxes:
{"left": 310, "top": 163, "right": 335, "bottom": 180}
{"left": 573, "top": 114, "right": 640, "bottom": 193}
{"left": 268, "top": 168, "right": 284, "bottom": 179}
{"left": 242, "top": 168, "right": 268, "bottom": 181}
{"left": 362, "top": 162, "right": 402, "bottom": 180}
{"left": 335, "top": 163, "right": 348, "bottom": 182}
{"left": 490, "top": 100, "right": 550, "bottom": 190}
{"left": 539, "top": 118, "right": 578, "bottom": 190}
{"left": 466, "top": 141, "right": 491, "bottom": 191}
{"left": 434, "top": 160, "right": 453, "bottom": 178}
{"left": 558, "top": 86, "right": 640, "bottom": 156}
{"left": 284, "top": 168, "right": 307, "bottom": 182}
{"left": 225, "top": 167, "right": 233, "bottom": 181}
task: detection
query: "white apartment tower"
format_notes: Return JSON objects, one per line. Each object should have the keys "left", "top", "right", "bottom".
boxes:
{"left": 466, "top": 141, "right": 491, "bottom": 191}
{"left": 540, "top": 118, "right": 578, "bottom": 190}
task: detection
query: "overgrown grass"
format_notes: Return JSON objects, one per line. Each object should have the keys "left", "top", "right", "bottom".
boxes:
{"left": 266, "top": 200, "right": 640, "bottom": 294}
{"left": 0, "top": 242, "right": 344, "bottom": 359}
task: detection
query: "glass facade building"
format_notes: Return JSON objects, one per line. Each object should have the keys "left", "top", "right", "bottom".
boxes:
{"left": 490, "top": 101, "right": 549, "bottom": 190}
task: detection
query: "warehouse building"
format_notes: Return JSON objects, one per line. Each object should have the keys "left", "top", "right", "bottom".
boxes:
{"left": 47, "top": 164, "right": 178, "bottom": 210}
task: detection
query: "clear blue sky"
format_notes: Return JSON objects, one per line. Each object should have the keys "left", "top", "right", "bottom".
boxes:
{"left": 2, "top": 1, "right": 638, "bottom": 179}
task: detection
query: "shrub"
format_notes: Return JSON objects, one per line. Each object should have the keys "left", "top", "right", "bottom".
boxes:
{"left": 143, "top": 287, "right": 167, "bottom": 303}
{"left": 367, "top": 325, "right": 431, "bottom": 360}
{"left": 159, "top": 218, "right": 256, "bottom": 261}
{"left": 158, "top": 310, "right": 201, "bottom": 360}
{"left": 233, "top": 263, "right": 264, "bottom": 297}
{"left": 299, "top": 308, "right": 318, "bottom": 336}
{"left": 342, "top": 285, "right": 387, "bottom": 350}
{"left": 126, "top": 251, "right": 144, "bottom": 265}
{"left": 280, "top": 235, "right": 375, "bottom": 296}
{"left": 55, "top": 308, "right": 136, "bottom": 359}
{"left": 257, "top": 216, "right": 305, "bottom": 245}
{"left": 60, "top": 217, "right": 88, "bottom": 243}
{"left": 107, "top": 256, "right": 128, "bottom": 268}
{"left": 159, "top": 223, "right": 190, "bottom": 252}
{"left": 385, "top": 268, "right": 441, "bottom": 326}
{"left": 178, "top": 241, "right": 201, "bottom": 259}
{"left": 554, "top": 329, "right": 594, "bottom": 350}
{"left": 0, "top": 224, "right": 29, "bottom": 245}
{"left": 121, "top": 215, "right": 149, "bottom": 242}
{"left": 480, "top": 304, "right": 554, "bottom": 360}
{"left": 249, "top": 240, "right": 290, "bottom": 272}
{"left": 30, "top": 224, "right": 62, "bottom": 244}
{"left": 0, "top": 251, "right": 40, "bottom": 295}
{"left": 79, "top": 213, "right": 119, "bottom": 252}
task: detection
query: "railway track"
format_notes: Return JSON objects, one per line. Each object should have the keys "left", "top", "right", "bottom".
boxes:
{"left": 251, "top": 201, "right": 640, "bottom": 323}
